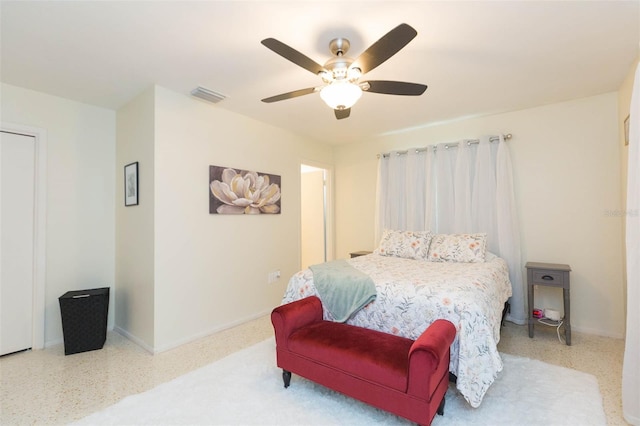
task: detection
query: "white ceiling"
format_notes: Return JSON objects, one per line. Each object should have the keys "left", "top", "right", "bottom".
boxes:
{"left": 1, "top": 1, "right": 638, "bottom": 145}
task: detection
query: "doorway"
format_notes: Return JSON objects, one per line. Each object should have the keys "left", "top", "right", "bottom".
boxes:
{"left": 1, "top": 131, "right": 35, "bottom": 355}
{"left": 0, "top": 124, "right": 47, "bottom": 354}
{"left": 300, "top": 164, "right": 333, "bottom": 270}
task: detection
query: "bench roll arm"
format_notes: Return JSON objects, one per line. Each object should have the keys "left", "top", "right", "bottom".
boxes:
{"left": 407, "top": 319, "right": 457, "bottom": 397}
{"left": 271, "top": 296, "right": 323, "bottom": 348}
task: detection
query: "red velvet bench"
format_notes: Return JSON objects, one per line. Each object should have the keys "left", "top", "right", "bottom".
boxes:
{"left": 271, "top": 296, "right": 456, "bottom": 426}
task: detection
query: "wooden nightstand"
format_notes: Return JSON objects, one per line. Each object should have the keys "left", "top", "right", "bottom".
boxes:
{"left": 350, "top": 251, "right": 372, "bottom": 258}
{"left": 526, "top": 262, "right": 571, "bottom": 345}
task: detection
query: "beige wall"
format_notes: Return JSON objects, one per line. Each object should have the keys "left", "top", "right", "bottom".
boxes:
{"left": 150, "top": 86, "right": 333, "bottom": 351}
{"left": 115, "top": 87, "right": 156, "bottom": 350}
{"left": 3, "top": 74, "right": 631, "bottom": 349}
{"left": 335, "top": 92, "right": 625, "bottom": 338}
{"left": 1, "top": 83, "right": 116, "bottom": 346}
{"left": 2, "top": 81, "right": 333, "bottom": 352}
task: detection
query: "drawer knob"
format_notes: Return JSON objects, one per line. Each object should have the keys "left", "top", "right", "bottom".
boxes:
{"left": 541, "top": 275, "right": 554, "bottom": 281}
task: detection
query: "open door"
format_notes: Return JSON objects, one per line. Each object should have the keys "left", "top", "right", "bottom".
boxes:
{"left": 1, "top": 131, "right": 35, "bottom": 355}
{"left": 300, "top": 164, "right": 333, "bottom": 269}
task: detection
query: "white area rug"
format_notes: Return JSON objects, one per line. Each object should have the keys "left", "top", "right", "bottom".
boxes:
{"left": 76, "top": 338, "right": 606, "bottom": 425}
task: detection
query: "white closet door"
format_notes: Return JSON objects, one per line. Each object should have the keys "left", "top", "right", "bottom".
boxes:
{"left": 0, "top": 131, "right": 36, "bottom": 355}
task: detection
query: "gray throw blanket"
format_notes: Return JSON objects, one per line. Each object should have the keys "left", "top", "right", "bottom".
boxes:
{"left": 309, "top": 259, "right": 377, "bottom": 322}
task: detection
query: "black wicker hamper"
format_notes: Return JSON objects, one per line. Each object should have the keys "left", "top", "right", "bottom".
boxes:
{"left": 58, "top": 287, "right": 109, "bottom": 355}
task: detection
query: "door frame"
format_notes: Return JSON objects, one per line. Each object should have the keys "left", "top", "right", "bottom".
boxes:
{"left": 1, "top": 122, "right": 47, "bottom": 350}
{"left": 300, "top": 161, "right": 334, "bottom": 267}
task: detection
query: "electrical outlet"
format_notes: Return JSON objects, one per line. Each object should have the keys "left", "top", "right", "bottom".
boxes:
{"left": 268, "top": 270, "right": 281, "bottom": 284}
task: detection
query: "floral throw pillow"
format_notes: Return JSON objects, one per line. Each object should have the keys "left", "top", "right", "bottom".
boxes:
{"left": 427, "top": 233, "right": 487, "bottom": 263}
{"left": 374, "top": 229, "right": 432, "bottom": 260}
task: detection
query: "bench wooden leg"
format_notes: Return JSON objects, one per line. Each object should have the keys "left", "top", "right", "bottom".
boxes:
{"left": 282, "top": 370, "right": 292, "bottom": 388}
{"left": 436, "top": 395, "right": 446, "bottom": 416}
{"left": 448, "top": 372, "right": 457, "bottom": 383}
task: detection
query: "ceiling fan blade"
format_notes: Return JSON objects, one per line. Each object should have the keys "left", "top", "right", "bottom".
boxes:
{"left": 261, "top": 38, "right": 326, "bottom": 75}
{"left": 261, "top": 87, "right": 318, "bottom": 103}
{"left": 351, "top": 24, "right": 417, "bottom": 74}
{"left": 362, "top": 80, "right": 427, "bottom": 96}
{"left": 334, "top": 108, "right": 351, "bottom": 120}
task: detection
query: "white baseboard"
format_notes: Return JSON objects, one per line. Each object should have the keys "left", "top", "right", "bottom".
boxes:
{"left": 114, "top": 309, "right": 272, "bottom": 354}
{"left": 623, "top": 410, "right": 639, "bottom": 426}
{"left": 570, "top": 324, "right": 624, "bottom": 339}
{"left": 113, "top": 325, "right": 154, "bottom": 354}
{"left": 152, "top": 309, "right": 272, "bottom": 354}
{"left": 44, "top": 338, "right": 63, "bottom": 349}
{"left": 508, "top": 320, "right": 624, "bottom": 340}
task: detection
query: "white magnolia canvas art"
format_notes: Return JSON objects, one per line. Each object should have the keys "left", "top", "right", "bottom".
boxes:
{"left": 209, "top": 165, "right": 281, "bottom": 214}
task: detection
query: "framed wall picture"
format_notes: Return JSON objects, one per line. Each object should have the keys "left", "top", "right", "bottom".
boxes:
{"left": 625, "top": 114, "right": 630, "bottom": 146}
{"left": 209, "top": 165, "right": 281, "bottom": 214}
{"left": 124, "top": 162, "right": 139, "bottom": 206}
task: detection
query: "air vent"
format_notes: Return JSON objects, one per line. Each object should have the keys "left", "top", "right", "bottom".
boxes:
{"left": 190, "top": 86, "right": 226, "bottom": 104}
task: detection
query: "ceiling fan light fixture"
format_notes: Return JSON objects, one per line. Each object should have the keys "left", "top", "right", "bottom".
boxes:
{"left": 261, "top": 24, "right": 425, "bottom": 119}
{"left": 319, "top": 70, "right": 334, "bottom": 83}
{"left": 347, "top": 67, "right": 362, "bottom": 81}
{"left": 320, "top": 81, "right": 362, "bottom": 110}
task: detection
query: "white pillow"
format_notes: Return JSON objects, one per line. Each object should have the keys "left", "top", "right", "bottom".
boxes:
{"left": 427, "top": 233, "right": 487, "bottom": 263}
{"left": 374, "top": 229, "right": 432, "bottom": 260}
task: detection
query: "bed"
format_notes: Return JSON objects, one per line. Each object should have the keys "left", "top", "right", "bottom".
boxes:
{"left": 281, "top": 231, "right": 513, "bottom": 408}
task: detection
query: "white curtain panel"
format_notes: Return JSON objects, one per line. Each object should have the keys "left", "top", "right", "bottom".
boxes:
{"left": 623, "top": 64, "right": 640, "bottom": 426}
{"left": 405, "top": 150, "right": 427, "bottom": 231}
{"left": 423, "top": 146, "right": 435, "bottom": 232}
{"left": 495, "top": 135, "right": 525, "bottom": 323}
{"left": 376, "top": 136, "right": 525, "bottom": 323}
{"left": 434, "top": 143, "right": 456, "bottom": 233}
{"left": 473, "top": 137, "right": 498, "bottom": 254}
{"left": 374, "top": 156, "right": 386, "bottom": 245}
{"left": 389, "top": 151, "right": 407, "bottom": 231}
{"left": 453, "top": 140, "right": 472, "bottom": 233}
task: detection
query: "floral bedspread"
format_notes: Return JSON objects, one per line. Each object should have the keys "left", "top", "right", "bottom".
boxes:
{"left": 281, "top": 252, "right": 513, "bottom": 408}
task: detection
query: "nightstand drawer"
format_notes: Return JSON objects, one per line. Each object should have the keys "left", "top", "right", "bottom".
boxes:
{"left": 525, "top": 262, "right": 571, "bottom": 289}
{"left": 531, "top": 270, "right": 566, "bottom": 286}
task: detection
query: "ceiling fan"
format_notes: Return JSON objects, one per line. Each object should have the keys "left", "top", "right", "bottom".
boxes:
{"left": 261, "top": 23, "right": 427, "bottom": 120}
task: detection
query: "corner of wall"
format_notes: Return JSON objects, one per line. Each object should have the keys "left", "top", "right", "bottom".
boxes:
{"left": 115, "top": 86, "right": 156, "bottom": 349}
{"left": 618, "top": 56, "right": 639, "bottom": 335}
